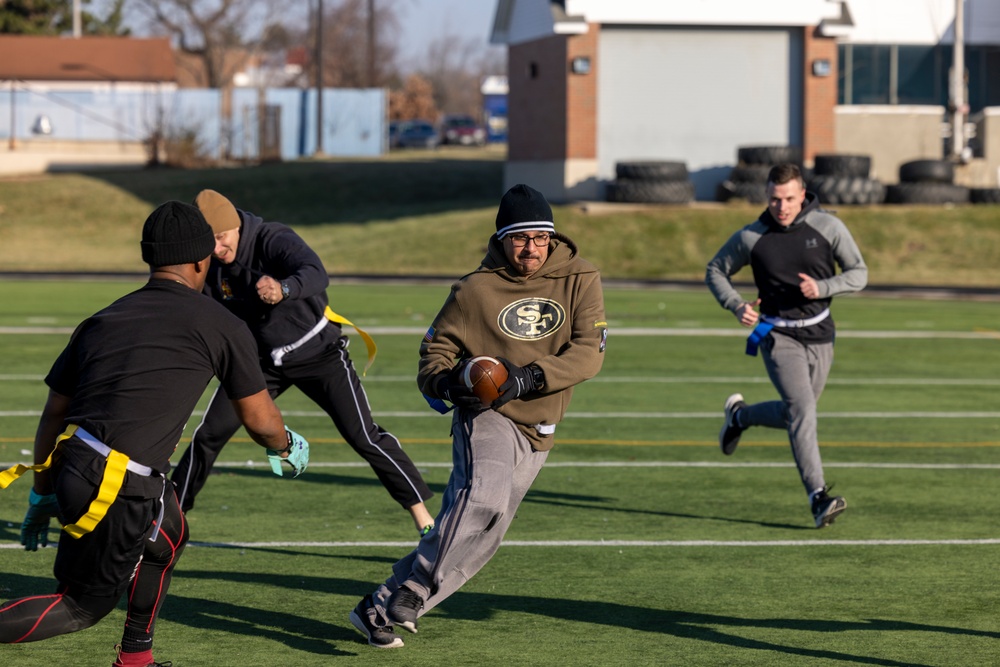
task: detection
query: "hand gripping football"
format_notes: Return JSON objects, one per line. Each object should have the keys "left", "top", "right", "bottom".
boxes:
{"left": 462, "top": 356, "right": 509, "bottom": 405}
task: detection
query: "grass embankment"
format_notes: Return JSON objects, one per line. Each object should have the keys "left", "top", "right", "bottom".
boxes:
{"left": 0, "top": 150, "right": 997, "bottom": 287}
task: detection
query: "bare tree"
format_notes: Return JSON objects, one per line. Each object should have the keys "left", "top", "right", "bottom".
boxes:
{"left": 133, "top": 0, "right": 287, "bottom": 88}
{"left": 388, "top": 74, "right": 437, "bottom": 121}
{"left": 419, "top": 34, "right": 505, "bottom": 119}
{"left": 305, "top": 0, "right": 401, "bottom": 89}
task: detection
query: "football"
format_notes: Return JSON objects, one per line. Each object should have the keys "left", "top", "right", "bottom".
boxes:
{"left": 462, "top": 356, "right": 508, "bottom": 405}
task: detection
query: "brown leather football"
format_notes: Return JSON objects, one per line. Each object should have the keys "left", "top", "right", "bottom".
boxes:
{"left": 462, "top": 356, "right": 509, "bottom": 404}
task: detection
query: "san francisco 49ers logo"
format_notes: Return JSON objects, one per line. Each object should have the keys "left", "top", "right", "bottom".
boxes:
{"left": 498, "top": 298, "right": 566, "bottom": 340}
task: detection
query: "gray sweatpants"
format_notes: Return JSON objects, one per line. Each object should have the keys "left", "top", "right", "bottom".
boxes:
{"left": 741, "top": 332, "right": 834, "bottom": 496}
{"left": 370, "top": 408, "right": 547, "bottom": 621}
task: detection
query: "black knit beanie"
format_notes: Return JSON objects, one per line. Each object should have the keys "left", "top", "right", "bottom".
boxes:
{"left": 140, "top": 201, "right": 216, "bottom": 267}
{"left": 495, "top": 184, "right": 555, "bottom": 239}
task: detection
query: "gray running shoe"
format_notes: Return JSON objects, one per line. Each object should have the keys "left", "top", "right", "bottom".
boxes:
{"left": 719, "top": 393, "right": 747, "bottom": 455}
{"left": 811, "top": 489, "right": 847, "bottom": 528}
{"left": 350, "top": 594, "right": 404, "bottom": 648}
{"left": 387, "top": 585, "right": 423, "bottom": 634}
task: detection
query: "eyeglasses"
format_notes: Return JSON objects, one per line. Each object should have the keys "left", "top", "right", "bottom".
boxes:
{"left": 507, "top": 233, "right": 551, "bottom": 248}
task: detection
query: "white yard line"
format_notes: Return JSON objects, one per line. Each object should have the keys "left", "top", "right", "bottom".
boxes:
{"left": 1, "top": 326, "right": 997, "bottom": 339}
{"left": 3, "top": 538, "right": 998, "bottom": 550}
{"left": 3, "top": 409, "right": 1000, "bottom": 419}
{"left": 7, "top": 375, "right": 999, "bottom": 386}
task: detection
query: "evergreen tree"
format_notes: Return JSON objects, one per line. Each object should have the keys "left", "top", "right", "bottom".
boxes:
{"left": 0, "top": 0, "right": 129, "bottom": 36}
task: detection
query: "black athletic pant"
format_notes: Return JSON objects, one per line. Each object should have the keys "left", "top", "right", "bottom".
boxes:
{"left": 172, "top": 333, "right": 432, "bottom": 512}
{"left": 0, "top": 444, "right": 189, "bottom": 646}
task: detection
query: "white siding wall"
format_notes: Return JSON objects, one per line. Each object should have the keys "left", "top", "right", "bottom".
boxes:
{"left": 597, "top": 26, "right": 803, "bottom": 200}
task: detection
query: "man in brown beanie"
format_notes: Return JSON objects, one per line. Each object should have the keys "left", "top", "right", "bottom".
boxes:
{"left": 171, "top": 189, "right": 435, "bottom": 535}
{"left": 349, "top": 184, "right": 608, "bottom": 648}
{"left": 0, "top": 201, "right": 308, "bottom": 667}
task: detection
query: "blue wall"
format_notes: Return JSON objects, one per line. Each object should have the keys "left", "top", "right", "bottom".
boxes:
{"left": 0, "top": 85, "right": 386, "bottom": 159}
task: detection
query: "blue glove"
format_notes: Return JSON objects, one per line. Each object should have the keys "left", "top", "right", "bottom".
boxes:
{"left": 436, "top": 363, "right": 483, "bottom": 410}
{"left": 21, "top": 488, "right": 59, "bottom": 552}
{"left": 267, "top": 427, "right": 310, "bottom": 477}
{"left": 492, "top": 358, "right": 541, "bottom": 409}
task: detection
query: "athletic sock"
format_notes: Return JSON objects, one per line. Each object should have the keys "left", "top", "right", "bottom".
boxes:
{"left": 113, "top": 647, "right": 154, "bottom": 667}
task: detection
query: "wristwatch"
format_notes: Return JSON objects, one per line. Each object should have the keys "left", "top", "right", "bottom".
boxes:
{"left": 280, "top": 282, "right": 290, "bottom": 300}
{"left": 528, "top": 364, "right": 545, "bottom": 390}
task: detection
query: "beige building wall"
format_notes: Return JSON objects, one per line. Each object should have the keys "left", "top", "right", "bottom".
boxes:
{"left": 970, "top": 107, "right": 1000, "bottom": 187}
{"left": 834, "top": 106, "right": 945, "bottom": 183}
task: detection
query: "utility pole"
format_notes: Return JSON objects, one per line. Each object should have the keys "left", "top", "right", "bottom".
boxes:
{"left": 315, "top": 0, "right": 325, "bottom": 156}
{"left": 949, "top": 0, "right": 967, "bottom": 161}
{"left": 367, "top": 0, "right": 376, "bottom": 87}
{"left": 73, "top": 0, "right": 81, "bottom": 37}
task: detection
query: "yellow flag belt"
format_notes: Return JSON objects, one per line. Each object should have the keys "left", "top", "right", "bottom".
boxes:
{"left": 0, "top": 425, "right": 135, "bottom": 539}
{"left": 325, "top": 306, "right": 378, "bottom": 375}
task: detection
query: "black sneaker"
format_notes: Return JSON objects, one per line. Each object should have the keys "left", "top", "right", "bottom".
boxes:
{"left": 811, "top": 488, "right": 847, "bottom": 528}
{"left": 719, "top": 393, "right": 747, "bottom": 455}
{"left": 349, "top": 595, "right": 404, "bottom": 648}
{"left": 387, "top": 585, "right": 423, "bottom": 634}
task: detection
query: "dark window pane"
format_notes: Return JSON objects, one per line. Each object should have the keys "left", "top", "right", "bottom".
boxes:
{"left": 898, "top": 45, "right": 941, "bottom": 105}
{"left": 850, "top": 45, "right": 891, "bottom": 104}
{"left": 986, "top": 48, "right": 1000, "bottom": 109}
{"left": 837, "top": 44, "right": 847, "bottom": 104}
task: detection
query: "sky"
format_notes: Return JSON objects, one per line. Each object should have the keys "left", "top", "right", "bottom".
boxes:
{"left": 395, "top": 0, "right": 500, "bottom": 62}
{"left": 89, "top": 0, "right": 500, "bottom": 64}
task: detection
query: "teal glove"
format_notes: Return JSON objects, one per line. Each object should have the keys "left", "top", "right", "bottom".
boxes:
{"left": 267, "top": 427, "right": 310, "bottom": 477}
{"left": 21, "top": 488, "right": 59, "bottom": 552}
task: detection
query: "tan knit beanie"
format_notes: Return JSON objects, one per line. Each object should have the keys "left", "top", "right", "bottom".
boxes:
{"left": 194, "top": 189, "right": 241, "bottom": 234}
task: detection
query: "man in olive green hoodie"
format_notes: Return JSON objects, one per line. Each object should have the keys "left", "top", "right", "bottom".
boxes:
{"left": 350, "top": 184, "right": 608, "bottom": 649}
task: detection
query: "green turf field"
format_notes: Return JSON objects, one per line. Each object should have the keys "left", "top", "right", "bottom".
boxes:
{"left": 1, "top": 280, "right": 998, "bottom": 666}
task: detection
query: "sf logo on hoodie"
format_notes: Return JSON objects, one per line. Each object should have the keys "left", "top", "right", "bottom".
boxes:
{"left": 498, "top": 298, "right": 566, "bottom": 340}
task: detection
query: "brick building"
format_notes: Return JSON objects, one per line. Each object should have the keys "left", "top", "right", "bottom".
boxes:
{"left": 490, "top": 0, "right": 1000, "bottom": 201}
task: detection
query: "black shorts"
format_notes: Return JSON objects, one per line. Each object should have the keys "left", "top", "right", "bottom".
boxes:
{"left": 51, "top": 441, "right": 175, "bottom": 598}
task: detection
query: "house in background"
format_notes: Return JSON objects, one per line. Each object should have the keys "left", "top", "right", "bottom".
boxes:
{"left": 0, "top": 34, "right": 386, "bottom": 174}
{"left": 490, "top": 0, "right": 1000, "bottom": 202}
{"left": 0, "top": 35, "right": 176, "bottom": 145}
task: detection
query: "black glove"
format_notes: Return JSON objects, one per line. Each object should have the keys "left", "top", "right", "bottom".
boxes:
{"left": 436, "top": 363, "right": 483, "bottom": 410}
{"left": 492, "top": 357, "right": 541, "bottom": 409}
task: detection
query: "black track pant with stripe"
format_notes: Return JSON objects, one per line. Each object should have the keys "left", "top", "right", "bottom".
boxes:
{"left": 0, "top": 446, "right": 188, "bottom": 646}
{"left": 172, "top": 333, "right": 432, "bottom": 513}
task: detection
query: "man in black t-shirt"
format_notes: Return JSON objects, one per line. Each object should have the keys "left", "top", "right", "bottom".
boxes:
{"left": 0, "top": 202, "right": 307, "bottom": 667}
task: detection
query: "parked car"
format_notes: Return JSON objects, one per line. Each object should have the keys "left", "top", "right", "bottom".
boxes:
{"left": 392, "top": 120, "right": 440, "bottom": 149}
{"left": 439, "top": 115, "right": 487, "bottom": 146}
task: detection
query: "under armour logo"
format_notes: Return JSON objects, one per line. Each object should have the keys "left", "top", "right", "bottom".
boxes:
{"left": 805, "top": 238, "right": 819, "bottom": 249}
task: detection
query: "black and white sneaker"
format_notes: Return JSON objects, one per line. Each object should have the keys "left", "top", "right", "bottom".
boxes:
{"left": 811, "top": 488, "right": 847, "bottom": 528}
{"left": 719, "top": 393, "right": 747, "bottom": 455}
{"left": 350, "top": 594, "right": 404, "bottom": 648}
{"left": 387, "top": 585, "right": 423, "bottom": 634}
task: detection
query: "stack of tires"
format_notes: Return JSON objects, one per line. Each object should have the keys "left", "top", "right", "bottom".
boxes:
{"left": 885, "top": 160, "right": 969, "bottom": 204}
{"left": 969, "top": 187, "right": 1000, "bottom": 204}
{"left": 606, "top": 161, "right": 695, "bottom": 204}
{"left": 807, "top": 154, "right": 884, "bottom": 205}
{"left": 716, "top": 145, "right": 803, "bottom": 204}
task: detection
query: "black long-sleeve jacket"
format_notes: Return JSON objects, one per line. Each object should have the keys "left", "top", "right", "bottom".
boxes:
{"left": 204, "top": 210, "right": 336, "bottom": 363}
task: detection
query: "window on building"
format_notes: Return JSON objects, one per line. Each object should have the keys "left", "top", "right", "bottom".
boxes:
{"left": 897, "top": 45, "right": 941, "bottom": 105}
{"left": 839, "top": 43, "right": 1000, "bottom": 111}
